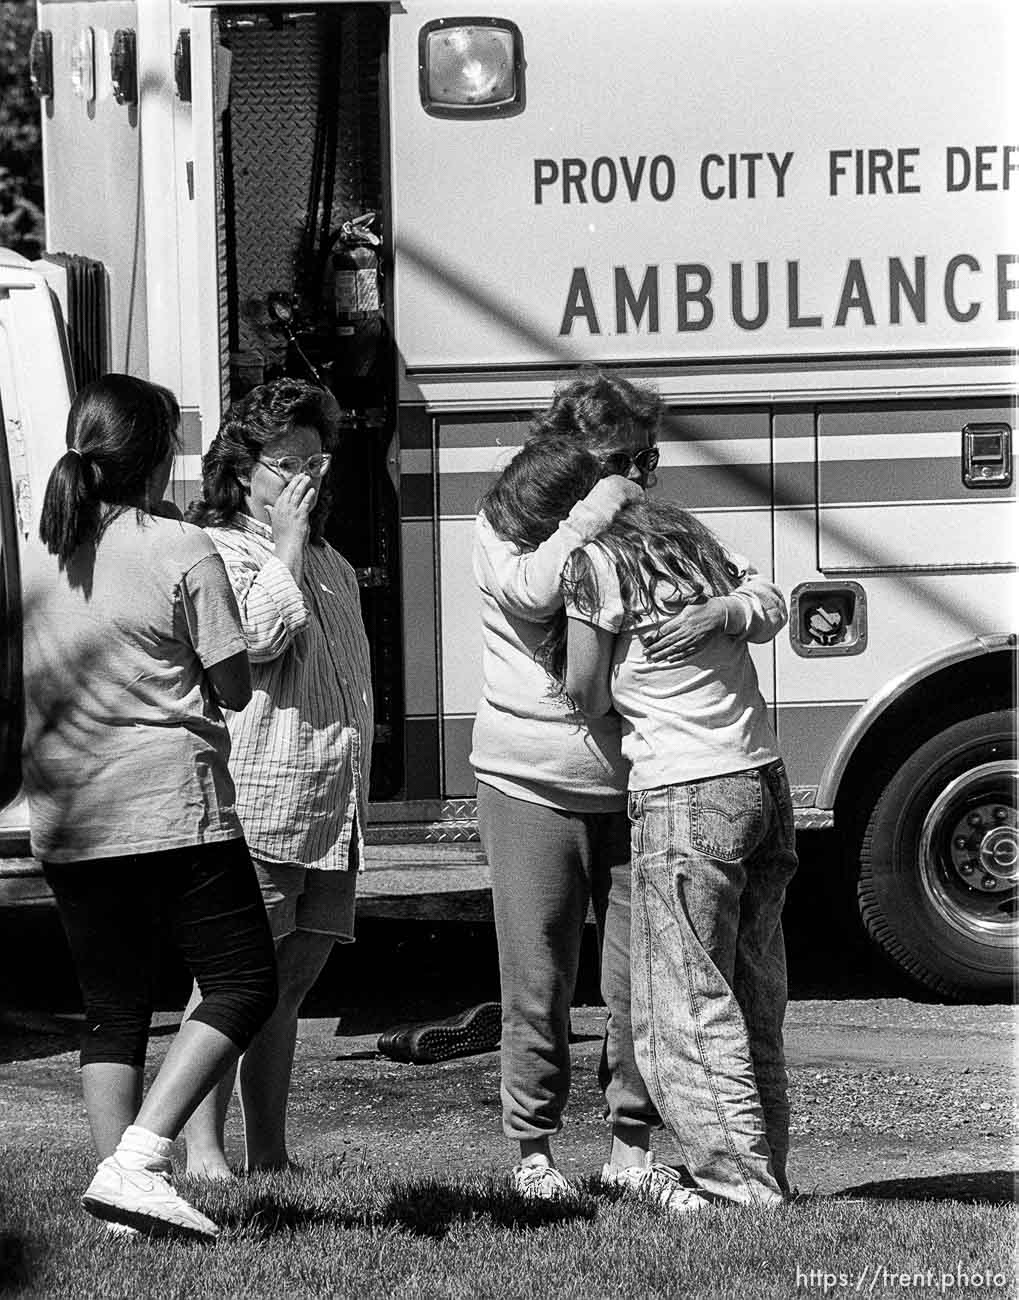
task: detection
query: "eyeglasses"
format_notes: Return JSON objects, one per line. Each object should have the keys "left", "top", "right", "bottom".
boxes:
{"left": 600, "top": 445, "right": 660, "bottom": 477}
{"left": 259, "top": 453, "right": 332, "bottom": 481}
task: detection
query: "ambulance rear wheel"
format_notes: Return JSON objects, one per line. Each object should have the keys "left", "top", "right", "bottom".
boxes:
{"left": 857, "top": 711, "right": 1018, "bottom": 998}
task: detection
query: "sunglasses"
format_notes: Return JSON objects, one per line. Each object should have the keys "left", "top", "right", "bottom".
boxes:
{"left": 259, "top": 453, "right": 332, "bottom": 481}
{"left": 601, "top": 445, "right": 660, "bottom": 477}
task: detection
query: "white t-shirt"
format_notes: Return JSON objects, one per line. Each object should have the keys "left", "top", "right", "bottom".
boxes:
{"left": 22, "top": 510, "right": 247, "bottom": 862}
{"left": 565, "top": 543, "right": 780, "bottom": 791}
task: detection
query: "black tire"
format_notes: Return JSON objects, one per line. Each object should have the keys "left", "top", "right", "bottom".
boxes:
{"left": 857, "top": 710, "right": 1017, "bottom": 998}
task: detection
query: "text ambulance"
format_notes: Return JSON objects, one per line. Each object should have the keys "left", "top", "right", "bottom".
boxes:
{"left": 1, "top": 0, "right": 1015, "bottom": 996}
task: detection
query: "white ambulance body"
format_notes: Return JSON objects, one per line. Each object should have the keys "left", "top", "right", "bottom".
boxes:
{"left": 1, "top": 0, "right": 1016, "bottom": 994}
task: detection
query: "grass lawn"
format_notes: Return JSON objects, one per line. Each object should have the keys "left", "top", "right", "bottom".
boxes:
{"left": 0, "top": 1145, "right": 1014, "bottom": 1299}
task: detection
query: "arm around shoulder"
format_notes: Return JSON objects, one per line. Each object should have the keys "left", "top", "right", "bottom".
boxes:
{"left": 717, "top": 567, "right": 788, "bottom": 644}
{"left": 473, "top": 477, "right": 639, "bottom": 622}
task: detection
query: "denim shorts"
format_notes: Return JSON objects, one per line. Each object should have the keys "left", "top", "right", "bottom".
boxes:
{"left": 252, "top": 857, "right": 357, "bottom": 943}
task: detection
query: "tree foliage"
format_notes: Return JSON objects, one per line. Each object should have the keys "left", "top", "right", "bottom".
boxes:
{"left": 0, "top": 1, "right": 42, "bottom": 201}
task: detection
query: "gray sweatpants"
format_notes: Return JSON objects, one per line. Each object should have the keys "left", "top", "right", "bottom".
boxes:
{"left": 478, "top": 781, "right": 659, "bottom": 1141}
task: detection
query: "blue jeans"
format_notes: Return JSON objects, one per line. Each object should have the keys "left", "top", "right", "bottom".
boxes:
{"left": 628, "top": 760, "right": 798, "bottom": 1206}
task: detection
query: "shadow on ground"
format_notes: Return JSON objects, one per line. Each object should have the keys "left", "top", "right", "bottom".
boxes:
{"left": 841, "top": 1170, "right": 1018, "bottom": 1204}
{"left": 0, "top": 1231, "right": 29, "bottom": 1291}
{"left": 207, "top": 1179, "right": 599, "bottom": 1241}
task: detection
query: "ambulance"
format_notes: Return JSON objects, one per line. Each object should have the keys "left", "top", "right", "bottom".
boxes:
{"left": 1, "top": 0, "right": 1016, "bottom": 996}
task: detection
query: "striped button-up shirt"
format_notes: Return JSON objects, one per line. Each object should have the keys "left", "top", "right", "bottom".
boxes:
{"left": 206, "top": 515, "right": 373, "bottom": 871}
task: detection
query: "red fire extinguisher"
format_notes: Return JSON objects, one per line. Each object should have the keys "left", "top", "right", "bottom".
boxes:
{"left": 328, "top": 212, "right": 383, "bottom": 379}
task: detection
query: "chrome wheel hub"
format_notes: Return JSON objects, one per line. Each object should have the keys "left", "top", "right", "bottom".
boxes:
{"left": 919, "top": 760, "right": 1019, "bottom": 947}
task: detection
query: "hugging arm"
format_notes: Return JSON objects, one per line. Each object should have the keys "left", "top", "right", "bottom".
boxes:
{"left": 643, "top": 558, "right": 788, "bottom": 663}
{"left": 473, "top": 476, "right": 640, "bottom": 622}
{"left": 564, "top": 617, "right": 616, "bottom": 717}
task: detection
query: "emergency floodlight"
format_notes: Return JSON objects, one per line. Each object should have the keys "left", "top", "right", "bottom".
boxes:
{"left": 419, "top": 18, "right": 524, "bottom": 117}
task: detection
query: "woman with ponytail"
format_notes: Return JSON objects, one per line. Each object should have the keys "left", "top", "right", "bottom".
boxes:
{"left": 492, "top": 432, "right": 797, "bottom": 1212}
{"left": 23, "top": 374, "right": 278, "bottom": 1240}
{"left": 182, "top": 379, "right": 373, "bottom": 1178}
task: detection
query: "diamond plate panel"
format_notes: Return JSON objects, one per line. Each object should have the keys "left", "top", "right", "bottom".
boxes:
{"left": 367, "top": 794, "right": 833, "bottom": 843}
{"left": 228, "top": 21, "right": 323, "bottom": 349}
{"left": 222, "top": 13, "right": 385, "bottom": 366}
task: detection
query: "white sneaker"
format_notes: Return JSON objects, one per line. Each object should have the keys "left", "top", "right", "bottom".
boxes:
{"left": 82, "top": 1156, "right": 220, "bottom": 1240}
{"left": 511, "top": 1159, "right": 573, "bottom": 1201}
{"left": 601, "top": 1160, "right": 711, "bottom": 1215}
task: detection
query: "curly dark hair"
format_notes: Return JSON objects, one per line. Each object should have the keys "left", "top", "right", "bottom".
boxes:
{"left": 187, "top": 379, "right": 341, "bottom": 545}
{"left": 530, "top": 368, "right": 663, "bottom": 455}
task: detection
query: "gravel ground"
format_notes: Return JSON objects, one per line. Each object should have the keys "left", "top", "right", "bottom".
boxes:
{"left": 2, "top": 998, "right": 1014, "bottom": 1202}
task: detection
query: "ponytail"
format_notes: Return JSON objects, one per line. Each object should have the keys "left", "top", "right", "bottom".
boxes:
{"left": 38, "top": 450, "right": 102, "bottom": 564}
{"left": 36, "top": 374, "right": 180, "bottom": 567}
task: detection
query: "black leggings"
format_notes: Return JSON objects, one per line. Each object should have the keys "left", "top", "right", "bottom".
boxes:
{"left": 43, "top": 838, "right": 278, "bottom": 1068}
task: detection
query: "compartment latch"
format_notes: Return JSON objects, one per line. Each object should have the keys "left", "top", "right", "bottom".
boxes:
{"left": 962, "top": 423, "right": 1012, "bottom": 489}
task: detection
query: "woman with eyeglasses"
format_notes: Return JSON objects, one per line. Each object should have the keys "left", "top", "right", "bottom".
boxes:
{"left": 472, "top": 370, "right": 787, "bottom": 1210}
{"left": 183, "top": 378, "right": 373, "bottom": 1177}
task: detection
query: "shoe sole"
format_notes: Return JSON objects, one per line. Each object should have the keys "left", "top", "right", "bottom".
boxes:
{"left": 82, "top": 1193, "right": 219, "bottom": 1241}
{"left": 515, "top": 1182, "right": 576, "bottom": 1202}
{"left": 606, "top": 1186, "right": 712, "bottom": 1216}
{"left": 378, "top": 1001, "right": 502, "bottom": 1063}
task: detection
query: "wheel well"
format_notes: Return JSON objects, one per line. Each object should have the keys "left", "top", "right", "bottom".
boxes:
{"left": 833, "top": 648, "right": 1017, "bottom": 838}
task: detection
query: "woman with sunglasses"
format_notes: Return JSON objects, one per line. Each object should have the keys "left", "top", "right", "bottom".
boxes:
{"left": 472, "top": 370, "right": 786, "bottom": 1210}
{"left": 183, "top": 378, "right": 373, "bottom": 1177}
{"left": 518, "top": 434, "right": 795, "bottom": 1209}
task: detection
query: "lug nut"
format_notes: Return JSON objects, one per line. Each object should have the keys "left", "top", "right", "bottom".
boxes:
{"left": 992, "top": 807, "right": 1010, "bottom": 822}
{"left": 981, "top": 875, "right": 998, "bottom": 889}
{"left": 959, "top": 861, "right": 975, "bottom": 876}
{"left": 954, "top": 836, "right": 970, "bottom": 850}
{"left": 967, "top": 811, "right": 985, "bottom": 827}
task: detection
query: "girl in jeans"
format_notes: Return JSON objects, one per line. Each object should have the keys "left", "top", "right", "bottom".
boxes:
{"left": 474, "top": 371, "right": 788, "bottom": 1210}
{"left": 22, "top": 376, "right": 278, "bottom": 1239}
{"left": 493, "top": 433, "right": 796, "bottom": 1209}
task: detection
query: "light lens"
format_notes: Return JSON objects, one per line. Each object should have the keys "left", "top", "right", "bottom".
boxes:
{"left": 70, "top": 27, "right": 95, "bottom": 102}
{"left": 420, "top": 21, "right": 523, "bottom": 115}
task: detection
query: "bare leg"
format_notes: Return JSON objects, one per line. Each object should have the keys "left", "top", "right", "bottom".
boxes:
{"left": 81, "top": 1063, "right": 143, "bottom": 1159}
{"left": 237, "top": 930, "right": 335, "bottom": 1171}
{"left": 181, "top": 980, "right": 237, "bottom": 1179}
{"left": 132, "top": 1018, "right": 242, "bottom": 1141}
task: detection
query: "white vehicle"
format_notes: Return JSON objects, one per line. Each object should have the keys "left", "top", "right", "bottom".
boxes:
{"left": 1, "top": 0, "right": 1016, "bottom": 995}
